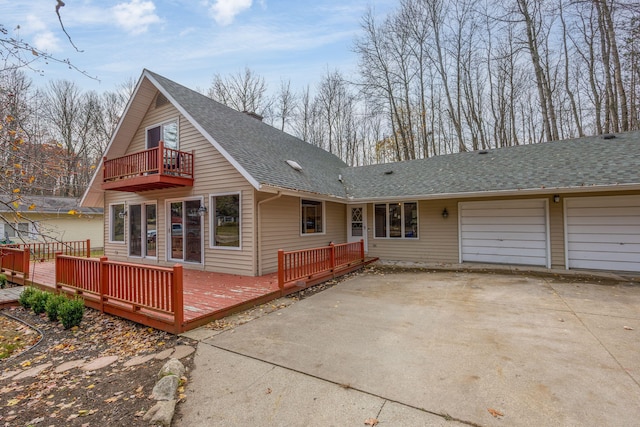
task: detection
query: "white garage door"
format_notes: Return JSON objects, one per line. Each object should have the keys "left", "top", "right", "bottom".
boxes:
{"left": 460, "top": 199, "right": 549, "bottom": 267}
{"left": 565, "top": 195, "right": 640, "bottom": 272}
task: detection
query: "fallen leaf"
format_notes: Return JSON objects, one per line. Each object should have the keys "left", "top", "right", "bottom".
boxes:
{"left": 623, "top": 326, "right": 633, "bottom": 330}
{"left": 488, "top": 408, "right": 504, "bottom": 418}
{"left": 86, "top": 384, "right": 95, "bottom": 389}
{"left": 7, "top": 399, "right": 21, "bottom": 406}
{"left": 266, "top": 388, "right": 272, "bottom": 394}
{"left": 104, "top": 396, "right": 119, "bottom": 403}
{"left": 364, "top": 418, "right": 379, "bottom": 426}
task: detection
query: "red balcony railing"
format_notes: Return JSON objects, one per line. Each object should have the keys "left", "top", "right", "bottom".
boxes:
{"left": 102, "top": 141, "right": 194, "bottom": 192}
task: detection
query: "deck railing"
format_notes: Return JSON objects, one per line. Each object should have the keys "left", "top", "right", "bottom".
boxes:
{"left": 55, "top": 255, "right": 184, "bottom": 334}
{"left": 103, "top": 141, "right": 194, "bottom": 182}
{"left": 0, "top": 246, "right": 30, "bottom": 281}
{"left": 2, "top": 239, "right": 90, "bottom": 261}
{"left": 277, "top": 240, "right": 365, "bottom": 291}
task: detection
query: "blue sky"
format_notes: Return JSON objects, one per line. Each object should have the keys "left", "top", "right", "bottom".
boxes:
{"left": 2, "top": 0, "right": 394, "bottom": 94}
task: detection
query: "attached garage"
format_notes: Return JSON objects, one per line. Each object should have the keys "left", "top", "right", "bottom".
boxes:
{"left": 459, "top": 199, "right": 550, "bottom": 267}
{"left": 565, "top": 195, "right": 640, "bottom": 272}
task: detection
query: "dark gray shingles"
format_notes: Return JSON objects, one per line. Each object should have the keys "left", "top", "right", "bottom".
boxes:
{"left": 340, "top": 132, "right": 640, "bottom": 199}
{"left": 149, "top": 71, "right": 640, "bottom": 200}
{"left": 148, "top": 71, "right": 348, "bottom": 198}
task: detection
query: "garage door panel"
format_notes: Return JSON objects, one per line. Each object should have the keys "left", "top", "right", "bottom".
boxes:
{"left": 568, "top": 233, "right": 639, "bottom": 244}
{"left": 566, "top": 206, "right": 639, "bottom": 217}
{"left": 462, "top": 253, "right": 547, "bottom": 266}
{"left": 461, "top": 208, "right": 546, "bottom": 218}
{"left": 568, "top": 250, "right": 639, "bottom": 263}
{"left": 460, "top": 199, "right": 548, "bottom": 267}
{"left": 566, "top": 195, "right": 640, "bottom": 272}
{"left": 566, "top": 216, "right": 640, "bottom": 226}
{"left": 567, "top": 224, "right": 640, "bottom": 235}
{"left": 462, "top": 231, "right": 548, "bottom": 241}
{"left": 464, "top": 238, "right": 547, "bottom": 249}
{"left": 462, "top": 224, "right": 547, "bottom": 233}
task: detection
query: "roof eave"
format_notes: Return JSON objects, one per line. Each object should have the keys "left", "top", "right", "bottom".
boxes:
{"left": 347, "top": 183, "right": 640, "bottom": 203}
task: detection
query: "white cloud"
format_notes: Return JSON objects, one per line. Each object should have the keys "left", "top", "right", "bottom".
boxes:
{"left": 32, "top": 31, "right": 61, "bottom": 52}
{"left": 112, "top": 0, "right": 161, "bottom": 35}
{"left": 209, "top": 0, "right": 253, "bottom": 26}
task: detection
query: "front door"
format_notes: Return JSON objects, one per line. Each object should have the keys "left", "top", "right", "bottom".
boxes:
{"left": 348, "top": 204, "right": 367, "bottom": 252}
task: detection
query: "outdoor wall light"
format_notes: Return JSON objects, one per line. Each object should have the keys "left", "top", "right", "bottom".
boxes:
{"left": 442, "top": 208, "right": 449, "bottom": 219}
{"left": 198, "top": 205, "right": 208, "bottom": 217}
{"left": 553, "top": 194, "right": 560, "bottom": 203}
{"left": 118, "top": 210, "right": 127, "bottom": 219}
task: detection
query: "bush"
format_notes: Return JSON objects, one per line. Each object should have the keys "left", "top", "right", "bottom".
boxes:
{"left": 58, "top": 298, "right": 84, "bottom": 329}
{"left": 45, "top": 294, "right": 68, "bottom": 322}
{"left": 0, "top": 273, "right": 6, "bottom": 289}
{"left": 28, "top": 289, "right": 51, "bottom": 315}
{"left": 18, "top": 286, "right": 38, "bottom": 309}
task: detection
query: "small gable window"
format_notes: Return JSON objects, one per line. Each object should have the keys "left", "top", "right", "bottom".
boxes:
{"left": 301, "top": 199, "right": 324, "bottom": 234}
{"left": 374, "top": 202, "right": 418, "bottom": 239}
{"left": 146, "top": 119, "right": 178, "bottom": 150}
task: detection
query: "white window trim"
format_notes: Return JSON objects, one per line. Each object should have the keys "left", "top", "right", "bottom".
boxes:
{"left": 127, "top": 201, "right": 158, "bottom": 259}
{"left": 145, "top": 118, "right": 179, "bottom": 150}
{"left": 300, "top": 198, "right": 326, "bottom": 236}
{"left": 209, "top": 192, "right": 242, "bottom": 250}
{"left": 165, "top": 196, "right": 205, "bottom": 264}
{"left": 109, "top": 203, "right": 126, "bottom": 244}
{"left": 373, "top": 202, "right": 419, "bottom": 239}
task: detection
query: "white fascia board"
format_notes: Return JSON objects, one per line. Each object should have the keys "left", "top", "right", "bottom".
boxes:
{"left": 349, "top": 183, "right": 640, "bottom": 203}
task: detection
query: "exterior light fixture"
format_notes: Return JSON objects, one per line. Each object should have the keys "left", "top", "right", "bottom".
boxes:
{"left": 553, "top": 195, "right": 560, "bottom": 203}
{"left": 442, "top": 208, "right": 449, "bottom": 219}
{"left": 198, "top": 205, "right": 208, "bottom": 217}
{"left": 118, "top": 210, "right": 127, "bottom": 219}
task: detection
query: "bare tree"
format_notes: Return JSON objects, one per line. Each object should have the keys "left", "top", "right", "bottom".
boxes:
{"left": 207, "top": 67, "right": 272, "bottom": 118}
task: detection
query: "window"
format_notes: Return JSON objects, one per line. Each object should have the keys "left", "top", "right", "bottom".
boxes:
{"left": 374, "top": 202, "right": 418, "bottom": 239}
{"left": 110, "top": 203, "right": 125, "bottom": 242}
{"left": 211, "top": 193, "right": 240, "bottom": 248}
{"left": 2, "top": 222, "right": 36, "bottom": 240}
{"left": 146, "top": 119, "right": 178, "bottom": 150}
{"left": 301, "top": 199, "right": 324, "bottom": 234}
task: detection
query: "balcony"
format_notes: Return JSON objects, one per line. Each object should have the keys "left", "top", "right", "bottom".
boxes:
{"left": 102, "top": 142, "right": 194, "bottom": 192}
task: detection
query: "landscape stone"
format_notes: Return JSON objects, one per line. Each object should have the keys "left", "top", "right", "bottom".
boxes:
{"left": 13, "top": 363, "right": 53, "bottom": 380}
{"left": 158, "top": 358, "right": 185, "bottom": 379}
{"left": 0, "top": 370, "right": 21, "bottom": 381}
{"left": 81, "top": 355, "right": 118, "bottom": 371}
{"left": 154, "top": 349, "right": 174, "bottom": 360}
{"left": 169, "top": 345, "right": 195, "bottom": 360}
{"left": 151, "top": 375, "right": 179, "bottom": 401}
{"left": 55, "top": 359, "right": 85, "bottom": 373}
{"left": 123, "top": 353, "right": 155, "bottom": 367}
{"left": 143, "top": 400, "right": 176, "bottom": 427}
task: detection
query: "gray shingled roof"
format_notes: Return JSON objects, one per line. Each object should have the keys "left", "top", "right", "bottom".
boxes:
{"left": 0, "top": 196, "right": 103, "bottom": 214}
{"left": 148, "top": 71, "right": 349, "bottom": 198}
{"left": 148, "top": 71, "right": 640, "bottom": 201}
{"left": 340, "top": 132, "right": 640, "bottom": 199}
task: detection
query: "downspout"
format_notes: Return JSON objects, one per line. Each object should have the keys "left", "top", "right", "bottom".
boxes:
{"left": 257, "top": 192, "right": 282, "bottom": 276}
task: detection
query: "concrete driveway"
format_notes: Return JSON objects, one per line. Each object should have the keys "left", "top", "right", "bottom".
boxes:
{"left": 175, "top": 270, "right": 640, "bottom": 426}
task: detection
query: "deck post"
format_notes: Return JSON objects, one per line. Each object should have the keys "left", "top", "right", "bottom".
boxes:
{"left": 99, "top": 257, "right": 108, "bottom": 313}
{"left": 329, "top": 243, "right": 336, "bottom": 278}
{"left": 158, "top": 140, "right": 164, "bottom": 175}
{"left": 102, "top": 156, "right": 107, "bottom": 182}
{"left": 86, "top": 239, "right": 91, "bottom": 257}
{"left": 22, "top": 247, "right": 30, "bottom": 280}
{"left": 277, "top": 249, "right": 285, "bottom": 292}
{"left": 54, "top": 252, "right": 63, "bottom": 292}
{"left": 172, "top": 264, "right": 184, "bottom": 334}
{"left": 360, "top": 239, "right": 365, "bottom": 261}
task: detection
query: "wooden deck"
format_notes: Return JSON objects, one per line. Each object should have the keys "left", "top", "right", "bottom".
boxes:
{"left": 16, "top": 261, "right": 281, "bottom": 332}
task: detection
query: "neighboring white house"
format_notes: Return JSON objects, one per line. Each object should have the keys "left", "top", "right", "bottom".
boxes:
{"left": 0, "top": 196, "right": 104, "bottom": 248}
